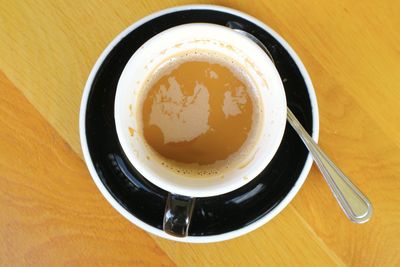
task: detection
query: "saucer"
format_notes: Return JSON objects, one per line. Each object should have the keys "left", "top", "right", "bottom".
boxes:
{"left": 79, "top": 5, "right": 319, "bottom": 243}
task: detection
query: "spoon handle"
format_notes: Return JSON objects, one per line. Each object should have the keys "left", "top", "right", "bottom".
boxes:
{"left": 287, "top": 108, "right": 373, "bottom": 223}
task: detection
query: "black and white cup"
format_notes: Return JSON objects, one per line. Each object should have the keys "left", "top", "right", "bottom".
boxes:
{"left": 114, "top": 23, "right": 287, "bottom": 237}
{"left": 80, "top": 5, "right": 319, "bottom": 243}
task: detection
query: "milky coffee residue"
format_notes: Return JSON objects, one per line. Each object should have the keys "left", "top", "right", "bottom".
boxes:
{"left": 148, "top": 76, "right": 210, "bottom": 143}
{"left": 138, "top": 51, "right": 261, "bottom": 177}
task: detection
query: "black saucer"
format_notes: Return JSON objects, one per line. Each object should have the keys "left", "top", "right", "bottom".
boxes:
{"left": 83, "top": 7, "right": 315, "bottom": 237}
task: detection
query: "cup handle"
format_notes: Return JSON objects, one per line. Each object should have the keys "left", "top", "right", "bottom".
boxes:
{"left": 163, "top": 193, "right": 195, "bottom": 237}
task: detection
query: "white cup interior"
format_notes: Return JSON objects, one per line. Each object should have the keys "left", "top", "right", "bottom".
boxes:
{"left": 115, "top": 23, "right": 287, "bottom": 197}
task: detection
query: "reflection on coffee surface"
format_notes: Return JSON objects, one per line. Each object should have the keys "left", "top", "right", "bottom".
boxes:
{"left": 138, "top": 52, "right": 262, "bottom": 177}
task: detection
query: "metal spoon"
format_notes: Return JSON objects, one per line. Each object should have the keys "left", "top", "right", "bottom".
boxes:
{"left": 234, "top": 29, "right": 373, "bottom": 223}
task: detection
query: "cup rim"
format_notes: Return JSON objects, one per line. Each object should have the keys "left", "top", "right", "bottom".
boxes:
{"left": 79, "top": 4, "right": 319, "bottom": 243}
{"left": 114, "top": 22, "right": 287, "bottom": 197}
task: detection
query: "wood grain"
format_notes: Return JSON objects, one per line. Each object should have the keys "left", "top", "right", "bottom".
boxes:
{"left": 0, "top": 72, "right": 174, "bottom": 266}
{"left": 153, "top": 205, "right": 346, "bottom": 266}
{"left": 1, "top": 0, "right": 399, "bottom": 266}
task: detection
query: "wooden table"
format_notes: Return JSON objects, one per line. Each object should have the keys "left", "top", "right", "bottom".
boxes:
{"left": 1, "top": 1, "right": 399, "bottom": 266}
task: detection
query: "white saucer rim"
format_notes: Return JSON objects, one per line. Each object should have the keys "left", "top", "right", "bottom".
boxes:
{"left": 79, "top": 4, "right": 319, "bottom": 243}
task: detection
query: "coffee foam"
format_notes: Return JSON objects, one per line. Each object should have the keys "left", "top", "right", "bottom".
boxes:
{"left": 148, "top": 75, "right": 210, "bottom": 144}
{"left": 136, "top": 50, "right": 263, "bottom": 178}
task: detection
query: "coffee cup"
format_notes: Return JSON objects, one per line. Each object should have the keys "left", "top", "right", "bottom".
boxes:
{"left": 114, "top": 23, "right": 287, "bottom": 237}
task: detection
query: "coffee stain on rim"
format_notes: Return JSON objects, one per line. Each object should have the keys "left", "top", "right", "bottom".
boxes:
{"left": 128, "top": 127, "right": 135, "bottom": 137}
{"left": 238, "top": 150, "right": 258, "bottom": 170}
{"left": 129, "top": 104, "right": 134, "bottom": 117}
